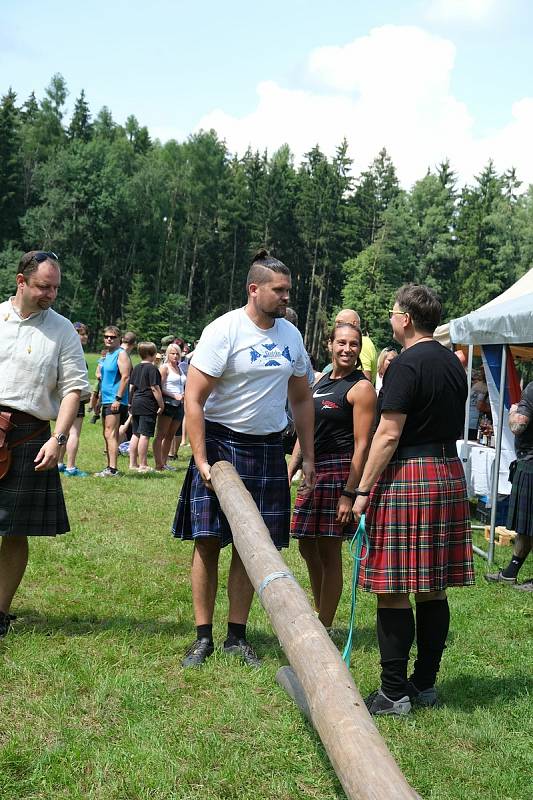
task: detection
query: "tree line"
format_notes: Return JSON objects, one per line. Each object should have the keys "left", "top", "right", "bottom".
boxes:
{"left": 1, "top": 74, "right": 532, "bottom": 357}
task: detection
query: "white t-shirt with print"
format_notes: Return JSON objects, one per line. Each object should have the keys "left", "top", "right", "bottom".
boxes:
{"left": 191, "top": 308, "right": 309, "bottom": 435}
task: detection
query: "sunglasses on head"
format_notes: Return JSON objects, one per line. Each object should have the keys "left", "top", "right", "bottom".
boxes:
{"left": 33, "top": 251, "right": 59, "bottom": 263}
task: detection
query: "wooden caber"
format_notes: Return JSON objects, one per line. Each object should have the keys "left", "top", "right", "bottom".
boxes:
{"left": 210, "top": 460, "right": 421, "bottom": 800}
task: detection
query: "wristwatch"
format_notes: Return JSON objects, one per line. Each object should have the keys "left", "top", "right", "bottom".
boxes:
{"left": 52, "top": 432, "right": 68, "bottom": 446}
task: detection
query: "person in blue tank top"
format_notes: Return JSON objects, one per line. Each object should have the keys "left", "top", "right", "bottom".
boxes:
{"left": 94, "top": 325, "right": 132, "bottom": 477}
{"left": 289, "top": 322, "right": 376, "bottom": 632}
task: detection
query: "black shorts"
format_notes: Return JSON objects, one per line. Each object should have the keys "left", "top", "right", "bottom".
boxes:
{"left": 163, "top": 401, "right": 184, "bottom": 423}
{"left": 132, "top": 414, "right": 157, "bottom": 437}
{"left": 77, "top": 401, "right": 86, "bottom": 419}
{"left": 102, "top": 404, "right": 129, "bottom": 424}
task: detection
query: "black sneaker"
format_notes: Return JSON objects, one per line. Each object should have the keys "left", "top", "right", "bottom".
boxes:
{"left": 223, "top": 638, "right": 262, "bottom": 667}
{"left": 407, "top": 680, "right": 438, "bottom": 707}
{"left": 365, "top": 688, "right": 411, "bottom": 716}
{"left": 0, "top": 611, "right": 14, "bottom": 638}
{"left": 181, "top": 637, "right": 214, "bottom": 667}
{"left": 484, "top": 571, "right": 516, "bottom": 584}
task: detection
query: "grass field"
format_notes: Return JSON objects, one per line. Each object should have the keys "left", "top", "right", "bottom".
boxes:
{"left": 1, "top": 362, "right": 532, "bottom": 800}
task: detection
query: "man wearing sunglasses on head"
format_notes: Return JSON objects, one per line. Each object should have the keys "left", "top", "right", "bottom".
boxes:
{"left": 0, "top": 250, "right": 89, "bottom": 638}
{"left": 94, "top": 326, "right": 132, "bottom": 477}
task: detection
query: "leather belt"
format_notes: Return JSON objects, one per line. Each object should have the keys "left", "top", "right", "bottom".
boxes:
{"left": 0, "top": 406, "right": 42, "bottom": 425}
{"left": 396, "top": 441, "right": 457, "bottom": 460}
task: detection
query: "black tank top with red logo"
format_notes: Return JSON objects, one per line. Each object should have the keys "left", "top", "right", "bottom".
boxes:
{"left": 312, "top": 369, "right": 368, "bottom": 455}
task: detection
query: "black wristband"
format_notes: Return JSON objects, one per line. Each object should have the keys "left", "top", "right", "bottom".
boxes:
{"left": 341, "top": 489, "right": 357, "bottom": 500}
{"left": 115, "top": 395, "right": 122, "bottom": 402}
{"left": 355, "top": 488, "right": 371, "bottom": 496}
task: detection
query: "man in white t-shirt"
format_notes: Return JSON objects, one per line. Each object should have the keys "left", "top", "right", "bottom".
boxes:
{"left": 173, "top": 249, "right": 315, "bottom": 667}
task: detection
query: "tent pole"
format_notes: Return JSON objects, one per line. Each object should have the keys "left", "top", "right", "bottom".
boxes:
{"left": 463, "top": 345, "right": 473, "bottom": 444}
{"left": 487, "top": 345, "right": 507, "bottom": 565}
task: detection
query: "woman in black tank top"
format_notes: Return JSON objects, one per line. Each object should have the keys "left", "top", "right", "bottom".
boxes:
{"left": 289, "top": 323, "right": 376, "bottom": 631}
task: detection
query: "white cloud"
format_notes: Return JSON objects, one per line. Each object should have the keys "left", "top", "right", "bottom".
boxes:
{"left": 195, "top": 25, "right": 533, "bottom": 189}
{"left": 424, "top": 0, "right": 499, "bottom": 23}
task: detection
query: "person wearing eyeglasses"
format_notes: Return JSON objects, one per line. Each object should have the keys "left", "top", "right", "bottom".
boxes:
{"left": 94, "top": 326, "right": 131, "bottom": 477}
{"left": 352, "top": 285, "right": 474, "bottom": 716}
{"left": 0, "top": 251, "right": 89, "bottom": 638}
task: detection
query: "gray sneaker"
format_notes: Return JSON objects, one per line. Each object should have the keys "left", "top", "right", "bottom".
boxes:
{"left": 365, "top": 688, "right": 411, "bottom": 716}
{"left": 485, "top": 570, "right": 516, "bottom": 584}
{"left": 407, "top": 681, "right": 438, "bottom": 707}
{"left": 93, "top": 467, "right": 120, "bottom": 478}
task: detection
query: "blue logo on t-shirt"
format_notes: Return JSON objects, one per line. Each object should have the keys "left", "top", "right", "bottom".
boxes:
{"left": 249, "top": 343, "right": 293, "bottom": 367}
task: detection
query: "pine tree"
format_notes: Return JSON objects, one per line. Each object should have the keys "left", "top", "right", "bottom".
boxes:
{"left": 69, "top": 90, "right": 92, "bottom": 142}
{"left": 0, "top": 89, "right": 23, "bottom": 246}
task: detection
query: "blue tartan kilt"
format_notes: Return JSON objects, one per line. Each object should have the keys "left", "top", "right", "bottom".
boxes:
{"left": 507, "top": 459, "right": 533, "bottom": 537}
{"left": 172, "top": 421, "right": 291, "bottom": 549}
{"left": 0, "top": 421, "right": 70, "bottom": 537}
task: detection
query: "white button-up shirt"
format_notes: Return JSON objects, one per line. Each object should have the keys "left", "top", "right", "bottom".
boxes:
{"left": 0, "top": 299, "right": 90, "bottom": 420}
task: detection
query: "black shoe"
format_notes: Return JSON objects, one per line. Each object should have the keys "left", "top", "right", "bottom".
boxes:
{"left": 365, "top": 688, "right": 411, "bottom": 716}
{"left": 406, "top": 680, "right": 438, "bottom": 707}
{"left": 485, "top": 570, "right": 516, "bottom": 584}
{"left": 223, "top": 638, "right": 262, "bottom": 667}
{"left": 0, "top": 611, "right": 14, "bottom": 638}
{"left": 181, "top": 637, "right": 214, "bottom": 667}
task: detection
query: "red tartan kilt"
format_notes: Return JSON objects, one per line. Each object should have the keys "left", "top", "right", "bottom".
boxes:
{"left": 358, "top": 455, "right": 474, "bottom": 593}
{"left": 291, "top": 451, "right": 355, "bottom": 539}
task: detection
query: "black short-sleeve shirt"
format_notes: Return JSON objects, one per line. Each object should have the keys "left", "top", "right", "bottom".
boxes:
{"left": 130, "top": 362, "right": 161, "bottom": 416}
{"left": 379, "top": 340, "right": 467, "bottom": 446}
{"left": 515, "top": 381, "right": 533, "bottom": 460}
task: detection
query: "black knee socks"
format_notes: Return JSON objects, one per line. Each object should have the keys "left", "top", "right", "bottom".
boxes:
{"left": 502, "top": 555, "right": 527, "bottom": 579}
{"left": 196, "top": 624, "right": 213, "bottom": 643}
{"left": 226, "top": 622, "right": 246, "bottom": 645}
{"left": 377, "top": 607, "right": 415, "bottom": 700}
{"left": 410, "top": 598, "right": 450, "bottom": 691}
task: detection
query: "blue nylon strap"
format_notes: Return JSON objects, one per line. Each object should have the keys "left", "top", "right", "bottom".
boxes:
{"left": 342, "top": 514, "right": 369, "bottom": 668}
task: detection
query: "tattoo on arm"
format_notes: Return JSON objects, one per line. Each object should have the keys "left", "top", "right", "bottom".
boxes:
{"left": 509, "top": 412, "right": 530, "bottom": 435}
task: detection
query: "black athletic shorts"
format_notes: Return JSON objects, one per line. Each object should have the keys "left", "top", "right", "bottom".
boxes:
{"left": 132, "top": 414, "right": 157, "bottom": 438}
{"left": 102, "top": 404, "right": 129, "bottom": 424}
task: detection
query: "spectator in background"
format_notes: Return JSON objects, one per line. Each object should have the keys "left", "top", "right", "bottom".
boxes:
{"left": 486, "top": 383, "right": 533, "bottom": 589}
{"left": 375, "top": 347, "right": 398, "bottom": 393}
{"left": 57, "top": 321, "right": 90, "bottom": 477}
{"left": 94, "top": 326, "right": 131, "bottom": 477}
{"left": 128, "top": 342, "right": 164, "bottom": 473}
{"left": 153, "top": 343, "right": 186, "bottom": 471}
{"left": 121, "top": 331, "right": 137, "bottom": 358}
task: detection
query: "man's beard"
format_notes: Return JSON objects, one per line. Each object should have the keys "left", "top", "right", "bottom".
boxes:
{"left": 265, "top": 307, "right": 287, "bottom": 319}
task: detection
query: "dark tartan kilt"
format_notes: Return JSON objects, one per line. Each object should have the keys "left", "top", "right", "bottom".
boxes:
{"left": 0, "top": 422, "right": 70, "bottom": 537}
{"left": 358, "top": 455, "right": 474, "bottom": 594}
{"left": 291, "top": 450, "right": 355, "bottom": 539}
{"left": 507, "top": 459, "right": 533, "bottom": 537}
{"left": 172, "top": 421, "right": 291, "bottom": 549}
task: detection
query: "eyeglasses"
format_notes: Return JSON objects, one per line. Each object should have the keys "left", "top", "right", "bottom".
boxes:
{"left": 104, "top": 335, "right": 118, "bottom": 340}
{"left": 33, "top": 251, "right": 59, "bottom": 263}
{"left": 388, "top": 309, "right": 408, "bottom": 319}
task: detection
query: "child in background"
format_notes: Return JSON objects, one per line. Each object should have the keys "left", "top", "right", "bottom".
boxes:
{"left": 128, "top": 342, "right": 164, "bottom": 473}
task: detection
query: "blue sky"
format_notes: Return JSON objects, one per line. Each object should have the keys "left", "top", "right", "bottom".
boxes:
{"left": 2, "top": 0, "right": 532, "bottom": 186}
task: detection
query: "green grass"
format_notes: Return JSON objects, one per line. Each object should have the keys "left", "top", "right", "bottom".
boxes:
{"left": 1, "top": 391, "right": 532, "bottom": 799}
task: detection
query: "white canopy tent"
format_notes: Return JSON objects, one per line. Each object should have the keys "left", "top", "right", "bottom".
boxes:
{"left": 442, "top": 269, "right": 533, "bottom": 562}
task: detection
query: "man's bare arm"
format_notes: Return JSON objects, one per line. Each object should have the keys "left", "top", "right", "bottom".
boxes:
{"left": 35, "top": 390, "right": 81, "bottom": 471}
{"left": 288, "top": 374, "right": 315, "bottom": 493}
{"left": 509, "top": 403, "right": 530, "bottom": 436}
{"left": 184, "top": 365, "right": 219, "bottom": 486}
